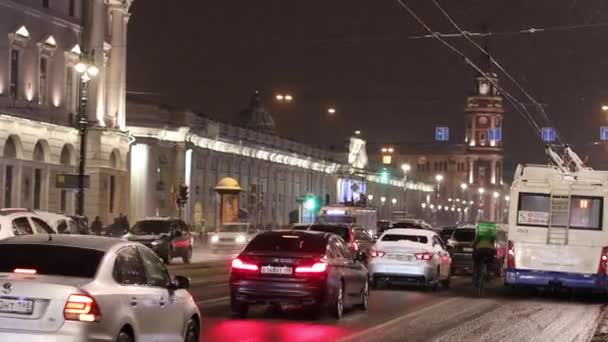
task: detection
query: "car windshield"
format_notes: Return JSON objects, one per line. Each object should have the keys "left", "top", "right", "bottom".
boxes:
{"left": 245, "top": 233, "right": 327, "bottom": 254}
{"left": 381, "top": 234, "right": 428, "bottom": 244}
{"left": 220, "top": 224, "right": 248, "bottom": 233}
{"left": 0, "top": 244, "right": 104, "bottom": 278}
{"left": 453, "top": 229, "right": 476, "bottom": 241}
{"left": 307, "top": 224, "right": 349, "bottom": 241}
{"left": 131, "top": 220, "right": 170, "bottom": 235}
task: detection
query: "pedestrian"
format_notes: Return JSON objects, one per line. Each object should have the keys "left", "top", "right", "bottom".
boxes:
{"left": 91, "top": 216, "right": 103, "bottom": 236}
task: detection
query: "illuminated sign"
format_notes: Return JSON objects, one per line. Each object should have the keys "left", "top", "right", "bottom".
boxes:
{"left": 326, "top": 209, "right": 347, "bottom": 216}
{"left": 435, "top": 127, "right": 449, "bottom": 141}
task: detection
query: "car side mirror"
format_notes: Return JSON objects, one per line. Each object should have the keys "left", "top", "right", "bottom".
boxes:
{"left": 354, "top": 250, "right": 366, "bottom": 262}
{"left": 171, "top": 275, "right": 190, "bottom": 290}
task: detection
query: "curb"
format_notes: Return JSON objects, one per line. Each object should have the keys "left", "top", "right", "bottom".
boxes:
{"left": 591, "top": 305, "right": 608, "bottom": 342}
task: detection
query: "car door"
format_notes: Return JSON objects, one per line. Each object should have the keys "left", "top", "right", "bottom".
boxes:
{"left": 113, "top": 246, "right": 158, "bottom": 341}
{"left": 334, "top": 237, "right": 365, "bottom": 302}
{"left": 137, "top": 246, "right": 183, "bottom": 342}
{"left": 29, "top": 217, "right": 55, "bottom": 235}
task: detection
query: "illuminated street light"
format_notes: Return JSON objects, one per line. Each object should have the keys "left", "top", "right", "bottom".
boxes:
{"left": 275, "top": 94, "right": 284, "bottom": 101}
{"left": 354, "top": 130, "right": 361, "bottom": 135}
{"left": 435, "top": 174, "right": 444, "bottom": 182}
{"left": 493, "top": 191, "right": 500, "bottom": 198}
{"left": 391, "top": 198, "right": 397, "bottom": 205}
{"left": 275, "top": 93, "right": 294, "bottom": 102}
{"left": 460, "top": 183, "right": 468, "bottom": 191}
{"left": 438, "top": 205, "right": 443, "bottom": 210}
{"left": 505, "top": 195, "right": 510, "bottom": 201}
{"left": 328, "top": 107, "right": 336, "bottom": 114}
{"left": 380, "top": 196, "right": 387, "bottom": 204}
{"left": 478, "top": 187, "right": 485, "bottom": 195}
{"left": 284, "top": 94, "right": 293, "bottom": 101}
{"left": 367, "top": 194, "right": 374, "bottom": 201}
{"left": 421, "top": 203, "right": 427, "bottom": 209}
{"left": 429, "top": 204, "right": 435, "bottom": 210}
{"left": 602, "top": 105, "right": 608, "bottom": 112}
{"left": 401, "top": 163, "right": 411, "bottom": 173}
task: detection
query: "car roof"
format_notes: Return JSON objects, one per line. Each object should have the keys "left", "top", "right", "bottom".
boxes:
{"left": 310, "top": 223, "right": 349, "bottom": 228}
{"left": 141, "top": 216, "right": 180, "bottom": 221}
{"left": 0, "top": 235, "right": 129, "bottom": 252}
{"left": 258, "top": 229, "right": 331, "bottom": 240}
{"left": 382, "top": 228, "right": 436, "bottom": 237}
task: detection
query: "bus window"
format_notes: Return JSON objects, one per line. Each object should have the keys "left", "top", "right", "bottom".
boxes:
{"left": 570, "top": 196, "right": 602, "bottom": 230}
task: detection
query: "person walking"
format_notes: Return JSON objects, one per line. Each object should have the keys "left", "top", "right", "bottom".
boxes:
{"left": 91, "top": 216, "right": 103, "bottom": 236}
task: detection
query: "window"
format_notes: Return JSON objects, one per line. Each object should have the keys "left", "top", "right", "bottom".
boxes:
{"left": 12, "top": 217, "right": 34, "bottom": 235}
{"left": 381, "top": 234, "right": 428, "bottom": 244}
{"left": 113, "top": 247, "right": 147, "bottom": 285}
{"left": 517, "top": 193, "right": 602, "bottom": 230}
{"left": 570, "top": 196, "right": 602, "bottom": 230}
{"left": 138, "top": 247, "right": 171, "bottom": 287}
{"left": 10, "top": 50, "right": 19, "bottom": 99}
{"left": 479, "top": 132, "right": 487, "bottom": 145}
{"left": 39, "top": 58, "right": 48, "bottom": 105}
{"left": 0, "top": 245, "right": 103, "bottom": 278}
{"left": 4, "top": 166, "right": 12, "bottom": 207}
{"left": 60, "top": 190, "right": 67, "bottom": 212}
{"left": 34, "top": 169, "right": 41, "bottom": 209}
{"left": 31, "top": 217, "right": 54, "bottom": 234}
{"left": 109, "top": 175, "right": 115, "bottom": 213}
{"left": 42, "top": 0, "right": 49, "bottom": 8}
{"left": 69, "top": 0, "right": 75, "bottom": 16}
{"left": 244, "top": 232, "right": 327, "bottom": 254}
{"left": 57, "top": 219, "right": 68, "bottom": 234}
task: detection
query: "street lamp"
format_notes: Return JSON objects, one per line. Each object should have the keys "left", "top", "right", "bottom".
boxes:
{"left": 435, "top": 174, "right": 444, "bottom": 183}
{"left": 367, "top": 194, "right": 374, "bottom": 202}
{"left": 391, "top": 198, "right": 397, "bottom": 205}
{"left": 421, "top": 203, "right": 427, "bottom": 209}
{"left": 505, "top": 195, "right": 510, "bottom": 201}
{"left": 74, "top": 53, "right": 98, "bottom": 217}
{"left": 354, "top": 130, "right": 361, "bottom": 135}
{"left": 401, "top": 163, "right": 411, "bottom": 173}
{"left": 602, "top": 105, "right": 608, "bottom": 112}
{"left": 380, "top": 196, "right": 386, "bottom": 204}
{"left": 478, "top": 187, "right": 485, "bottom": 195}
{"left": 275, "top": 93, "right": 294, "bottom": 102}
{"left": 493, "top": 191, "right": 500, "bottom": 199}
{"left": 460, "top": 183, "right": 468, "bottom": 191}
{"left": 327, "top": 107, "right": 336, "bottom": 115}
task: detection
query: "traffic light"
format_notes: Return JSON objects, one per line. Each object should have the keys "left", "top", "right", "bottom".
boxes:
{"left": 303, "top": 194, "right": 319, "bottom": 212}
{"left": 178, "top": 185, "right": 189, "bottom": 205}
{"left": 379, "top": 168, "right": 390, "bottom": 184}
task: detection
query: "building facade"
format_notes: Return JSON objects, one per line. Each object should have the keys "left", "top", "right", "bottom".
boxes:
{"left": 0, "top": 0, "right": 132, "bottom": 224}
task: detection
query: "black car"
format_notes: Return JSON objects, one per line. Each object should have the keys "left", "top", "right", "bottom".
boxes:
{"left": 293, "top": 223, "right": 375, "bottom": 262}
{"left": 439, "top": 227, "right": 456, "bottom": 243}
{"left": 125, "top": 218, "right": 193, "bottom": 264}
{"left": 229, "top": 230, "right": 369, "bottom": 320}
{"left": 447, "top": 226, "right": 502, "bottom": 275}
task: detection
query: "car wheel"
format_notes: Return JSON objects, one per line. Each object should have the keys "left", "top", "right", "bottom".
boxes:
{"left": 357, "top": 281, "right": 369, "bottom": 311}
{"left": 116, "top": 331, "right": 133, "bottom": 342}
{"left": 183, "top": 247, "right": 192, "bottom": 264}
{"left": 230, "top": 298, "right": 249, "bottom": 318}
{"left": 184, "top": 318, "right": 199, "bottom": 342}
{"left": 329, "top": 282, "right": 345, "bottom": 320}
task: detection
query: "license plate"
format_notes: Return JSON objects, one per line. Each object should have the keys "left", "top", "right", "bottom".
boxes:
{"left": 0, "top": 298, "right": 34, "bottom": 315}
{"left": 389, "top": 254, "right": 412, "bottom": 262}
{"left": 261, "top": 266, "right": 293, "bottom": 275}
{"left": 463, "top": 248, "right": 473, "bottom": 252}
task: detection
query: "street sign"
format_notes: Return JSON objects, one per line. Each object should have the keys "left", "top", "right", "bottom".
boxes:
{"left": 435, "top": 127, "right": 449, "bottom": 141}
{"left": 541, "top": 127, "right": 556, "bottom": 142}
{"left": 601, "top": 127, "right": 608, "bottom": 141}
{"left": 56, "top": 174, "right": 89, "bottom": 189}
{"left": 488, "top": 128, "right": 502, "bottom": 142}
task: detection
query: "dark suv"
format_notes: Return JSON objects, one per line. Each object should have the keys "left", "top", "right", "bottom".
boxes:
{"left": 293, "top": 223, "right": 375, "bottom": 262}
{"left": 125, "top": 217, "right": 193, "bottom": 264}
{"left": 447, "top": 226, "right": 505, "bottom": 275}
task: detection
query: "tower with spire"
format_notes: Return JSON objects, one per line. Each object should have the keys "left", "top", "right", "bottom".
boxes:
{"left": 239, "top": 91, "right": 277, "bottom": 134}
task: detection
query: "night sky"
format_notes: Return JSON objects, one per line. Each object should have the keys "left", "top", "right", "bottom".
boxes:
{"left": 127, "top": 1, "right": 608, "bottom": 173}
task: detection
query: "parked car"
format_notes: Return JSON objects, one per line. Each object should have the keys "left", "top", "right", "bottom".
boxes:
{"left": 229, "top": 230, "right": 369, "bottom": 319}
{"left": 124, "top": 217, "right": 193, "bottom": 264}
{"left": 293, "top": 223, "right": 375, "bottom": 262}
{"left": 209, "top": 222, "right": 258, "bottom": 253}
{"left": 0, "top": 235, "right": 200, "bottom": 341}
{"left": 368, "top": 228, "right": 452, "bottom": 289}
{"left": 34, "top": 211, "right": 85, "bottom": 234}
{"left": 0, "top": 208, "right": 55, "bottom": 239}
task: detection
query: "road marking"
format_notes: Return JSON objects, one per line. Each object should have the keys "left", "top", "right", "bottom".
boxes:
{"left": 338, "top": 297, "right": 460, "bottom": 342}
{"left": 197, "top": 296, "right": 230, "bottom": 307}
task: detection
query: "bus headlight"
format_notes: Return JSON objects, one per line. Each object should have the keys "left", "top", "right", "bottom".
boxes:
{"left": 210, "top": 235, "right": 219, "bottom": 244}
{"left": 235, "top": 235, "right": 247, "bottom": 244}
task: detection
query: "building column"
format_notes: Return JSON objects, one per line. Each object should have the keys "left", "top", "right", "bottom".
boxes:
{"left": 491, "top": 159, "right": 497, "bottom": 185}
{"left": 83, "top": 0, "right": 106, "bottom": 124}
{"left": 106, "top": 3, "right": 128, "bottom": 129}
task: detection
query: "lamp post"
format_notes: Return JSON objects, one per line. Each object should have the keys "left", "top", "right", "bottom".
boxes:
{"left": 435, "top": 174, "right": 443, "bottom": 199}
{"left": 74, "top": 52, "right": 98, "bottom": 217}
{"left": 401, "top": 163, "right": 411, "bottom": 213}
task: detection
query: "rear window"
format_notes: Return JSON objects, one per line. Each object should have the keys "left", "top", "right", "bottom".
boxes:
{"left": 392, "top": 222, "right": 424, "bottom": 229}
{"left": 307, "top": 225, "right": 349, "bottom": 241}
{"left": 245, "top": 233, "right": 327, "bottom": 254}
{"left": 0, "top": 244, "right": 104, "bottom": 278}
{"left": 381, "top": 234, "right": 428, "bottom": 244}
{"left": 453, "top": 229, "right": 475, "bottom": 241}
{"left": 517, "top": 193, "right": 603, "bottom": 230}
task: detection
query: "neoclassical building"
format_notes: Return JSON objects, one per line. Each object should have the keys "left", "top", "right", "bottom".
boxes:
{"left": 0, "top": 0, "right": 132, "bottom": 224}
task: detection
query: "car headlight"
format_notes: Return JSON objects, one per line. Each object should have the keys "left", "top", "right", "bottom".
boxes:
{"left": 210, "top": 235, "right": 219, "bottom": 243}
{"left": 150, "top": 240, "right": 160, "bottom": 246}
{"left": 235, "top": 235, "right": 247, "bottom": 244}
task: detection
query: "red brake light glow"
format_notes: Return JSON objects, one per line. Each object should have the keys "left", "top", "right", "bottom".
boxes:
{"left": 598, "top": 247, "right": 608, "bottom": 275}
{"left": 231, "top": 258, "right": 259, "bottom": 272}
{"left": 13, "top": 268, "right": 37, "bottom": 275}
{"left": 64, "top": 293, "right": 101, "bottom": 322}
{"left": 350, "top": 241, "right": 359, "bottom": 251}
{"left": 415, "top": 253, "right": 433, "bottom": 261}
{"left": 370, "top": 250, "right": 385, "bottom": 258}
{"left": 507, "top": 240, "right": 515, "bottom": 269}
{"left": 295, "top": 262, "right": 328, "bottom": 274}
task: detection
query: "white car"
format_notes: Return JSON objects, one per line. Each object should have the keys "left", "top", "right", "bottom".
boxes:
{"left": 0, "top": 208, "right": 55, "bottom": 239}
{"left": 209, "top": 222, "right": 258, "bottom": 252}
{"left": 34, "top": 211, "right": 82, "bottom": 234}
{"left": 368, "top": 228, "right": 452, "bottom": 290}
{"left": 0, "top": 235, "right": 201, "bottom": 342}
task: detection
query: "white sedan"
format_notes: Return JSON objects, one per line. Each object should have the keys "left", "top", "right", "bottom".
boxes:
{"left": 368, "top": 228, "right": 452, "bottom": 290}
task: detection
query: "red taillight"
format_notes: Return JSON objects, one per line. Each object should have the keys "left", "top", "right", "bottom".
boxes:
{"left": 507, "top": 240, "right": 515, "bottom": 269}
{"left": 370, "top": 250, "right": 385, "bottom": 258}
{"left": 598, "top": 247, "right": 608, "bottom": 275}
{"left": 350, "top": 241, "right": 359, "bottom": 251}
{"left": 295, "top": 262, "right": 328, "bottom": 274}
{"left": 231, "top": 258, "right": 259, "bottom": 272}
{"left": 415, "top": 253, "right": 433, "bottom": 261}
{"left": 13, "top": 268, "right": 37, "bottom": 275}
{"left": 64, "top": 293, "right": 101, "bottom": 322}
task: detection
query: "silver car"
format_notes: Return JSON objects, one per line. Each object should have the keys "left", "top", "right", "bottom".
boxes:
{"left": 0, "top": 235, "right": 200, "bottom": 342}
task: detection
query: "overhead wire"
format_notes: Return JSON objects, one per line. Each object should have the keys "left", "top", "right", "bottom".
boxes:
{"left": 394, "top": 0, "right": 545, "bottom": 142}
{"left": 429, "top": 0, "right": 565, "bottom": 145}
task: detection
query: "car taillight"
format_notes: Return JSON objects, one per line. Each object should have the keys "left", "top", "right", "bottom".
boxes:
{"left": 598, "top": 247, "right": 608, "bottom": 275}
{"left": 415, "top": 253, "right": 433, "bottom": 261}
{"left": 13, "top": 268, "right": 37, "bottom": 275}
{"left": 506, "top": 240, "right": 515, "bottom": 269}
{"left": 370, "top": 250, "right": 385, "bottom": 258}
{"left": 350, "top": 241, "right": 359, "bottom": 251}
{"left": 64, "top": 293, "right": 101, "bottom": 322}
{"left": 231, "top": 258, "right": 259, "bottom": 272}
{"left": 295, "top": 262, "right": 328, "bottom": 275}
